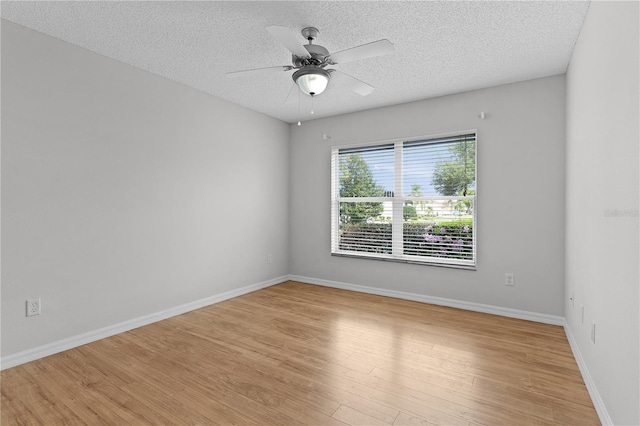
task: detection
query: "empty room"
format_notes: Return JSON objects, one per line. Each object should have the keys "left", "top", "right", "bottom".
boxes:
{"left": 1, "top": 1, "right": 638, "bottom": 425}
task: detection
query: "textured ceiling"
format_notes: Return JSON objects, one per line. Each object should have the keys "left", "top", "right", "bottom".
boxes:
{"left": 1, "top": 1, "right": 589, "bottom": 123}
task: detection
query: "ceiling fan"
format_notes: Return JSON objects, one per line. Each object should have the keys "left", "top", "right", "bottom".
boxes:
{"left": 227, "top": 26, "right": 394, "bottom": 99}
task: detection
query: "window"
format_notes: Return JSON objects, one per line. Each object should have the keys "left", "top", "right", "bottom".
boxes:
{"left": 331, "top": 132, "right": 476, "bottom": 269}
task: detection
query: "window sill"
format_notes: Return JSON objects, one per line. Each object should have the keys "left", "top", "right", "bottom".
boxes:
{"left": 331, "top": 252, "right": 477, "bottom": 271}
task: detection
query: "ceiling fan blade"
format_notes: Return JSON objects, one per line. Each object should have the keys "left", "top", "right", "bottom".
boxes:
{"left": 330, "top": 70, "right": 375, "bottom": 96}
{"left": 226, "top": 65, "right": 292, "bottom": 77}
{"left": 266, "top": 26, "right": 311, "bottom": 59}
{"left": 328, "top": 39, "right": 394, "bottom": 64}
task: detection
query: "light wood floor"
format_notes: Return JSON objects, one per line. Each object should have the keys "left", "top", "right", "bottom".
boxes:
{"left": 2, "top": 281, "right": 599, "bottom": 425}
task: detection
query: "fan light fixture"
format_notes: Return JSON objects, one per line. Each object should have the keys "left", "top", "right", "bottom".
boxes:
{"left": 293, "top": 67, "right": 330, "bottom": 96}
{"left": 227, "top": 25, "right": 395, "bottom": 102}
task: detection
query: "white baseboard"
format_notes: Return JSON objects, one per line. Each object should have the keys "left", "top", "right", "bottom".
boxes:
{"left": 564, "top": 321, "right": 612, "bottom": 426}
{"left": 288, "top": 274, "right": 564, "bottom": 326}
{"left": 0, "top": 275, "right": 288, "bottom": 371}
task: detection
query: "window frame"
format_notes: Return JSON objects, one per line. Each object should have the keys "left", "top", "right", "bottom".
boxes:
{"left": 330, "top": 130, "right": 477, "bottom": 270}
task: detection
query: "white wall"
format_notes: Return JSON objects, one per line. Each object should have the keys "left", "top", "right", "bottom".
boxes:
{"left": 290, "top": 75, "right": 566, "bottom": 316}
{"left": 1, "top": 20, "right": 290, "bottom": 357}
{"left": 565, "top": 2, "right": 639, "bottom": 425}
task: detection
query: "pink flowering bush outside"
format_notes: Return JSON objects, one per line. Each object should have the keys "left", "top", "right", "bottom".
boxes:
{"left": 339, "top": 221, "right": 473, "bottom": 260}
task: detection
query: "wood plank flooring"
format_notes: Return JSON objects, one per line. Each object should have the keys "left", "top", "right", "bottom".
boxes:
{"left": 1, "top": 281, "right": 600, "bottom": 425}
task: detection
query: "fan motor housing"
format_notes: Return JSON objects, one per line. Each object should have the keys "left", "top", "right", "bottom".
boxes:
{"left": 293, "top": 44, "right": 330, "bottom": 67}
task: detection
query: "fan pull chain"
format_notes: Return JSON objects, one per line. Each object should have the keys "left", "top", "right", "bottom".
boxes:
{"left": 310, "top": 94, "right": 315, "bottom": 115}
{"left": 297, "top": 87, "right": 302, "bottom": 126}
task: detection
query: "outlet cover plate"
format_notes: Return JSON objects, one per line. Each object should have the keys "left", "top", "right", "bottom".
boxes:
{"left": 26, "top": 298, "right": 41, "bottom": 317}
{"left": 505, "top": 273, "right": 515, "bottom": 286}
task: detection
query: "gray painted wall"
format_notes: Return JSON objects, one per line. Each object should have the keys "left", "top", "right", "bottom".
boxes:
{"left": 290, "top": 75, "right": 566, "bottom": 316}
{"left": 1, "top": 21, "right": 290, "bottom": 356}
{"left": 565, "top": 2, "right": 639, "bottom": 424}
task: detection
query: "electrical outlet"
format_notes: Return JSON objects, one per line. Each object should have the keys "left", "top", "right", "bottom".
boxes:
{"left": 581, "top": 305, "right": 585, "bottom": 323}
{"left": 267, "top": 254, "right": 272, "bottom": 264}
{"left": 26, "top": 298, "right": 41, "bottom": 317}
{"left": 505, "top": 273, "right": 515, "bottom": 286}
{"left": 591, "top": 322, "right": 596, "bottom": 343}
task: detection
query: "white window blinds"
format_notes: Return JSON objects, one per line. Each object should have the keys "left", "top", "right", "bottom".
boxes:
{"left": 331, "top": 132, "right": 476, "bottom": 268}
